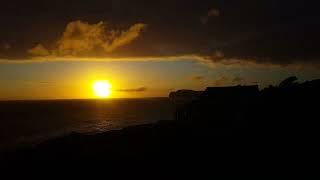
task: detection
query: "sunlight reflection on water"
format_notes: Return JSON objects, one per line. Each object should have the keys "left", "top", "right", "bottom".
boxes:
{"left": 0, "top": 98, "right": 174, "bottom": 150}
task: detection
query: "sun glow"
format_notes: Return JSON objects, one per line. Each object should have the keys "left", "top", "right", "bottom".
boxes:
{"left": 93, "top": 80, "right": 112, "bottom": 98}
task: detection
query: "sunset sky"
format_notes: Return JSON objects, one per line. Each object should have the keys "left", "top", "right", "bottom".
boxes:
{"left": 1, "top": 0, "right": 320, "bottom": 100}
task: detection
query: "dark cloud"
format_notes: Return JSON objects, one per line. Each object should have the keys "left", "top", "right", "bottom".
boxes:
{"left": 0, "top": 0, "right": 319, "bottom": 65}
{"left": 232, "top": 77, "right": 244, "bottom": 83}
{"left": 193, "top": 76, "right": 205, "bottom": 81}
{"left": 201, "top": 8, "right": 220, "bottom": 24}
{"left": 213, "top": 76, "right": 244, "bottom": 86}
{"left": 39, "top": 82, "right": 52, "bottom": 84}
{"left": 0, "top": 42, "right": 11, "bottom": 57}
{"left": 1, "top": 42, "right": 11, "bottom": 50}
{"left": 117, "top": 87, "right": 147, "bottom": 92}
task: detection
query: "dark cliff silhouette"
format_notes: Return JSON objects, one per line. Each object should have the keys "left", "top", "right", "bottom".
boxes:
{"left": 172, "top": 85, "right": 259, "bottom": 133}
{"left": 1, "top": 76, "right": 319, "bottom": 173}
{"left": 171, "top": 76, "right": 319, "bottom": 130}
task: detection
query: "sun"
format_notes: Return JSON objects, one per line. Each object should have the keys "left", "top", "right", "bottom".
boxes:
{"left": 93, "top": 80, "right": 112, "bottom": 98}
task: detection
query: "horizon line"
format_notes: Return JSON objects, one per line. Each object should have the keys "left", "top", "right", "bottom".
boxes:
{"left": 0, "top": 96, "right": 169, "bottom": 102}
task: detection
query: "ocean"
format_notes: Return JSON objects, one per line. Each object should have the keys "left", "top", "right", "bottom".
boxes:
{"left": 0, "top": 98, "right": 174, "bottom": 151}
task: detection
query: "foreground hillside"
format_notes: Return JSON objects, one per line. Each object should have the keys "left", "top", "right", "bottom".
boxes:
{"left": 1, "top": 77, "right": 319, "bottom": 173}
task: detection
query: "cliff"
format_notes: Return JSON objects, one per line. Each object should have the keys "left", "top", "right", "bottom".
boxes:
{"left": 1, "top": 77, "right": 320, "bottom": 173}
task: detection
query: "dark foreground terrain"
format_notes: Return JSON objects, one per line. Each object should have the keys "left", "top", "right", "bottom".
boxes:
{"left": 1, "top": 77, "right": 319, "bottom": 174}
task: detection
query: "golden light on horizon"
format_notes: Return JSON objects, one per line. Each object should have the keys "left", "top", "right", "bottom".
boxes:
{"left": 93, "top": 80, "right": 112, "bottom": 98}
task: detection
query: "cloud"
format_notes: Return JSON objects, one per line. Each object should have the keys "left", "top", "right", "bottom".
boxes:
{"left": 104, "top": 23, "right": 147, "bottom": 52}
{"left": 116, "top": 87, "right": 147, "bottom": 92}
{"left": 39, "top": 82, "right": 52, "bottom": 84}
{"left": 1, "top": 42, "right": 11, "bottom": 50}
{"left": 28, "top": 44, "right": 50, "bottom": 56}
{"left": 28, "top": 20, "right": 147, "bottom": 58}
{"left": 232, "top": 76, "right": 244, "bottom": 83}
{"left": 201, "top": 8, "right": 220, "bottom": 24}
{"left": 193, "top": 76, "right": 205, "bottom": 81}
{"left": 0, "top": 42, "right": 11, "bottom": 57}
{"left": 54, "top": 21, "right": 106, "bottom": 56}
{"left": 212, "top": 76, "right": 244, "bottom": 86}
{"left": 0, "top": 0, "right": 319, "bottom": 67}
{"left": 208, "top": 9, "right": 220, "bottom": 17}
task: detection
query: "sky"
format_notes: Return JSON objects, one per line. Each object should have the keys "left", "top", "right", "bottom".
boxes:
{"left": 0, "top": 0, "right": 320, "bottom": 100}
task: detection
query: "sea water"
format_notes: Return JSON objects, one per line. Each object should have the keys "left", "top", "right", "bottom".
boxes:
{"left": 0, "top": 98, "right": 174, "bottom": 150}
